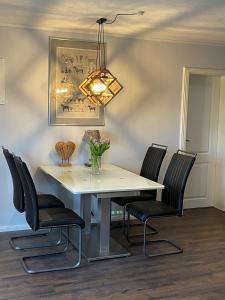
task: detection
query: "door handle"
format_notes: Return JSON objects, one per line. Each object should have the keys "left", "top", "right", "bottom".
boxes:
{"left": 186, "top": 139, "right": 191, "bottom": 142}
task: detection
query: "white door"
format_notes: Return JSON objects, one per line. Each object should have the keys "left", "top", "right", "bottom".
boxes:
{"left": 184, "top": 74, "right": 220, "bottom": 208}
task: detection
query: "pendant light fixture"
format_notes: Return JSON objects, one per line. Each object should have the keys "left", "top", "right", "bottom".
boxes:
{"left": 79, "top": 12, "right": 144, "bottom": 107}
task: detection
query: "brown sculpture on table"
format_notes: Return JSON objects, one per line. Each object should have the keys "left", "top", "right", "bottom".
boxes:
{"left": 55, "top": 141, "right": 76, "bottom": 167}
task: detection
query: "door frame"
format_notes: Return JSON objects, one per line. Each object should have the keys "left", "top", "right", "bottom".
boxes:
{"left": 179, "top": 67, "right": 225, "bottom": 150}
{"left": 179, "top": 67, "right": 225, "bottom": 208}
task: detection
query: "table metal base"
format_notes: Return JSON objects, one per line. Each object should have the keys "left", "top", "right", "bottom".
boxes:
{"left": 82, "top": 224, "right": 131, "bottom": 262}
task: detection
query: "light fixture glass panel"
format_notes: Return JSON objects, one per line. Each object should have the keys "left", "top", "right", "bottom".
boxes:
{"left": 108, "top": 80, "right": 123, "bottom": 95}
{"left": 79, "top": 69, "right": 122, "bottom": 106}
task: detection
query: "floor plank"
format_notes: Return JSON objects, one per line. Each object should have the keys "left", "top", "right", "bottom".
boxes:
{"left": 0, "top": 207, "right": 225, "bottom": 300}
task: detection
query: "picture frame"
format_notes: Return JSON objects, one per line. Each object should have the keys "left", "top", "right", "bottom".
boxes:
{"left": 48, "top": 37, "right": 105, "bottom": 126}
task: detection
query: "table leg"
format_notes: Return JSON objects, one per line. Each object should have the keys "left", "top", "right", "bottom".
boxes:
{"left": 98, "top": 197, "right": 110, "bottom": 255}
{"left": 81, "top": 194, "right": 91, "bottom": 235}
{"left": 82, "top": 195, "right": 131, "bottom": 262}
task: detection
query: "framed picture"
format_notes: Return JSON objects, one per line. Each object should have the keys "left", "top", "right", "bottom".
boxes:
{"left": 48, "top": 37, "right": 105, "bottom": 126}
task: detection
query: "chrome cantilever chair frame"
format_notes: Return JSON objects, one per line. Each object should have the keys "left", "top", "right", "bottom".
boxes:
{"left": 120, "top": 143, "right": 168, "bottom": 237}
{"left": 126, "top": 213, "right": 183, "bottom": 257}
{"left": 110, "top": 199, "right": 158, "bottom": 237}
{"left": 123, "top": 203, "right": 158, "bottom": 237}
{"left": 14, "top": 155, "right": 84, "bottom": 274}
{"left": 2, "top": 147, "right": 65, "bottom": 251}
{"left": 22, "top": 225, "right": 82, "bottom": 274}
{"left": 10, "top": 228, "right": 62, "bottom": 251}
{"left": 126, "top": 150, "right": 196, "bottom": 258}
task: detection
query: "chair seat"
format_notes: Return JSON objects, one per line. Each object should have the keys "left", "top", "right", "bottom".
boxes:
{"left": 126, "top": 200, "right": 179, "bottom": 222}
{"left": 113, "top": 190, "right": 156, "bottom": 207}
{"left": 37, "top": 194, "right": 65, "bottom": 209}
{"left": 39, "top": 208, "right": 85, "bottom": 229}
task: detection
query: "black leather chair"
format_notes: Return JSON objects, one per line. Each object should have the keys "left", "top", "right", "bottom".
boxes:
{"left": 14, "top": 156, "right": 85, "bottom": 274}
{"left": 112, "top": 143, "right": 168, "bottom": 234}
{"left": 2, "top": 147, "right": 65, "bottom": 250}
{"left": 126, "top": 150, "right": 196, "bottom": 258}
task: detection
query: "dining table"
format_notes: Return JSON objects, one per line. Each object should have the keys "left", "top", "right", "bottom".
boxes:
{"left": 40, "top": 164, "right": 164, "bottom": 262}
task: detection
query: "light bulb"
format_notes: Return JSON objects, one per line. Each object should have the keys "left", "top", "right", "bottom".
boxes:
{"left": 91, "top": 82, "right": 107, "bottom": 94}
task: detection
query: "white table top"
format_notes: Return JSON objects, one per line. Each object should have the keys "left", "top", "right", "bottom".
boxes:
{"left": 40, "top": 164, "right": 164, "bottom": 195}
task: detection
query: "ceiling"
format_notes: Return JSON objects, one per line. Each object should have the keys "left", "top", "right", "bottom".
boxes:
{"left": 1, "top": 0, "right": 225, "bottom": 45}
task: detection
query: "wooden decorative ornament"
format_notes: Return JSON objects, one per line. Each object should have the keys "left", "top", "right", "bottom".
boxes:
{"left": 55, "top": 141, "right": 75, "bottom": 167}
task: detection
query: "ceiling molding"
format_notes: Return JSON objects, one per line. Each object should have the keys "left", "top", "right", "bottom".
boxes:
{"left": 1, "top": 22, "right": 225, "bottom": 48}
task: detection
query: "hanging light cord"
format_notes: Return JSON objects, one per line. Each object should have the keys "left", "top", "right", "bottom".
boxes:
{"left": 96, "top": 19, "right": 107, "bottom": 70}
{"left": 105, "top": 11, "right": 145, "bottom": 24}
{"left": 95, "top": 11, "right": 145, "bottom": 70}
{"left": 96, "top": 22, "right": 100, "bottom": 70}
{"left": 102, "top": 23, "right": 106, "bottom": 69}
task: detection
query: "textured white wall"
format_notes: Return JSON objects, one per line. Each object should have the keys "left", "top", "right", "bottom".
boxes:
{"left": 1, "top": 26, "right": 225, "bottom": 230}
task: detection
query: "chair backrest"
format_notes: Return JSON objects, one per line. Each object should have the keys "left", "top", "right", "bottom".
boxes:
{"left": 140, "top": 143, "right": 168, "bottom": 181}
{"left": 162, "top": 150, "right": 196, "bottom": 215}
{"left": 14, "top": 156, "right": 39, "bottom": 231}
{"left": 2, "top": 147, "right": 25, "bottom": 213}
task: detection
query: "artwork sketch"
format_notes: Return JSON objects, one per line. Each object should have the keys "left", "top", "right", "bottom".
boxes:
{"left": 56, "top": 47, "right": 98, "bottom": 118}
{"left": 49, "top": 38, "right": 104, "bottom": 126}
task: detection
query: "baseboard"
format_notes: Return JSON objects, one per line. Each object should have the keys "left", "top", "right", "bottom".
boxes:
{"left": 184, "top": 198, "right": 211, "bottom": 209}
{"left": 0, "top": 224, "right": 30, "bottom": 232}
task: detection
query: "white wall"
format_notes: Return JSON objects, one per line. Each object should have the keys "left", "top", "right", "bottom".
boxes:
{"left": 1, "top": 26, "right": 225, "bottom": 231}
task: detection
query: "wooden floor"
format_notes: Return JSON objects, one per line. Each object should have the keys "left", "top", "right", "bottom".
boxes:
{"left": 1, "top": 207, "right": 225, "bottom": 300}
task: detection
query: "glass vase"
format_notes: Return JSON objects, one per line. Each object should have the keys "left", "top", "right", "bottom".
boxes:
{"left": 91, "top": 155, "right": 102, "bottom": 175}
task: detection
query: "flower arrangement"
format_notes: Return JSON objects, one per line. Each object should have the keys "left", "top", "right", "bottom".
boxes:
{"left": 88, "top": 138, "right": 110, "bottom": 156}
{"left": 88, "top": 138, "right": 110, "bottom": 174}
